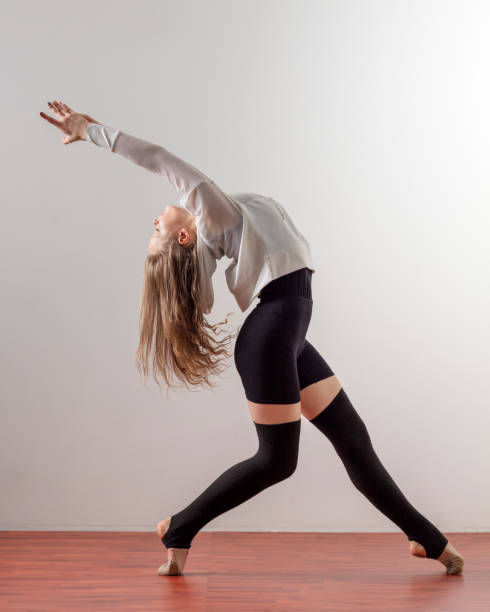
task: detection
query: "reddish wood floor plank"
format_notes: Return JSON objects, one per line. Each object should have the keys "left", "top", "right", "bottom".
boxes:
{"left": 0, "top": 531, "right": 487, "bottom": 611}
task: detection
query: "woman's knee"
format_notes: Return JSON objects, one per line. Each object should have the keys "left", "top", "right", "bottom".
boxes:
{"left": 254, "top": 450, "right": 299, "bottom": 483}
{"left": 252, "top": 418, "right": 301, "bottom": 481}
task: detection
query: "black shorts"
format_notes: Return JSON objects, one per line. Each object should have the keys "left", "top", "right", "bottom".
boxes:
{"left": 234, "top": 267, "right": 335, "bottom": 404}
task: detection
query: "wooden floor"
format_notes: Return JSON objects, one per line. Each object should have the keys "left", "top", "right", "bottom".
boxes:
{"left": 0, "top": 531, "right": 487, "bottom": 611}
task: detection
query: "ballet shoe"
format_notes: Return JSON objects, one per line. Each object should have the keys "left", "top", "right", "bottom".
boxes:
{"left": 409, "top": 540, "right": 464, "bottom": 575}
{"left": 156, "top": 516, "right": 190, "bottom": 576}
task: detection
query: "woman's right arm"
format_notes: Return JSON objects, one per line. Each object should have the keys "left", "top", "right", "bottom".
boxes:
{"left": 86, "top": 123, "right": 243, "bottom": 239}
{"left": 41, "top": 101, "right": 243, "bottom": 238}
{"left": 85, "top": 122, "right": 211, "bottom": 203}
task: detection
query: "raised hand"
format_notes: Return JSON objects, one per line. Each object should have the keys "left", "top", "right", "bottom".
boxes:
{"left": 39, "top": 100, "right": 100, "bottom": 145}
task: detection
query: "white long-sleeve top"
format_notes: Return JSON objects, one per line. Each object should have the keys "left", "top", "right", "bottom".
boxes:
{"left": 85, "top": 122, "right": 315, "bottom": 313}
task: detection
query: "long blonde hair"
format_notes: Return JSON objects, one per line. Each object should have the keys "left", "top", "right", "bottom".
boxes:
{"left": 135, "top": 226, "right": 237, "bottom": 399}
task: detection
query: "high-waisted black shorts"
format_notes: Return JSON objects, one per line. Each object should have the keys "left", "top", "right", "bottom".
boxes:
{"left": 234, "top": 267, "right": 335, "bottom": 404}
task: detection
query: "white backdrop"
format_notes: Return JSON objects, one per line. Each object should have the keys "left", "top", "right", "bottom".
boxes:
{"left": 1, "top": 0, "right": 489, "bottom": 535}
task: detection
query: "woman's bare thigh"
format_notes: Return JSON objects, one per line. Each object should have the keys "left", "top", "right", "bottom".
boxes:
{"left": 300, "top": 375, "right": 342, "bottom": 420}
{"left": 248, "top": 401, "right": 302, "bottom": 424}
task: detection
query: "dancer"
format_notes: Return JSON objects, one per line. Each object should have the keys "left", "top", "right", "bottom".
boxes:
{"left": 40, "top": 100, "right": 464, "bottom": 577}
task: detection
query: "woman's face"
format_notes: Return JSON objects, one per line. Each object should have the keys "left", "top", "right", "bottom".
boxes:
{"left": 148, "top": 205, "right": 197, "bottom": 254}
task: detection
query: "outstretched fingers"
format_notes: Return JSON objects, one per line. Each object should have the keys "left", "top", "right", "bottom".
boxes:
{"left": 40, "top": 100, "right": 90, "bottom": 145}
{"left": 59, "top": 101, "right": 74, "bottom": 114}
{"left": 48, "top": 100, "right": 68, "bottom": 116}
{"left": 40, "top": 100, "right": 73, "bottom": 132}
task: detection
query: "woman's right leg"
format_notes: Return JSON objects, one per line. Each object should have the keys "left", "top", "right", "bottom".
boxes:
{"left": 297, "top": 339, "right": 463, "bottom": 573}
{"left": 157, "top": 412, "right": 300, "bottom": 576}
{"left": 161, "top": 415, "right": 301, "bottom": 550}
{"left": 160, "top": 297, "right": 306, "bottom": 554}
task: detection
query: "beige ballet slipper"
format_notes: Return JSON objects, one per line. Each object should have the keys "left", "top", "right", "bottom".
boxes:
{"left": 156, "top": 516, "right": 190, "bottom": 576}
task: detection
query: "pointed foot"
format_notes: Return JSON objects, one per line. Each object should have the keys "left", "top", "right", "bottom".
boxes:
{"left": 437, "top": 541, "right": 464, "bottom": 575}
{"left": 410, "top": 540, "right": 464, "bottom": 575}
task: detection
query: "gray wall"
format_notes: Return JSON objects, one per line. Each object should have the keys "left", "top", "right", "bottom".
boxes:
{"left": 2, "top": 0, "right": 489, "bottom": 534}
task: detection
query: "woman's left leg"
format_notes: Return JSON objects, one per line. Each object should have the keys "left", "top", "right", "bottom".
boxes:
{"left": 305, "top": 383, "right": 449, "bottom": 559}
{"left": 296, "top": 339, "right": 463, "bottom": 571}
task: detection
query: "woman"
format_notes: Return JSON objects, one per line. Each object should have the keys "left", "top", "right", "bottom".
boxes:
{"left": 40, "top": 100, "right": 464, "bottom": 578}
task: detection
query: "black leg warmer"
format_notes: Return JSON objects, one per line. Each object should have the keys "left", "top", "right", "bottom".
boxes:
{"left": 309, "top": 388, "right": 448, "bottom": 559}
{"left": 162, "top": 418, "right": 301, "bottom": 549}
